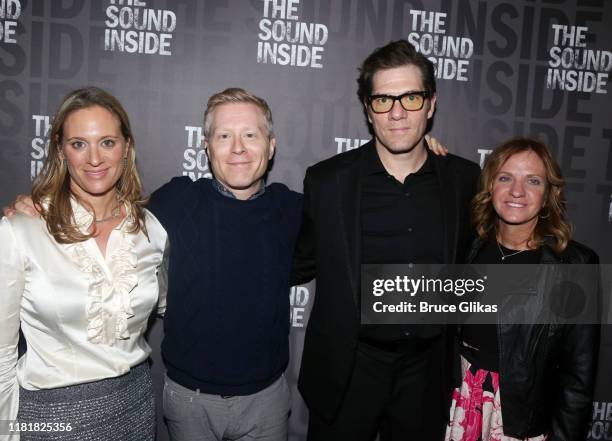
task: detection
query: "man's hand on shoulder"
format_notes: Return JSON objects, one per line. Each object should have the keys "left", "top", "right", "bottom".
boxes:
{"left": 2, "top": 195, "right": 39, "bottom": 218}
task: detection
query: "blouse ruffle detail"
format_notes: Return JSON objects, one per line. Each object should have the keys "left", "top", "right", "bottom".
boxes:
{"left": 67, "top": 199, "right": 138, "bottom": 345}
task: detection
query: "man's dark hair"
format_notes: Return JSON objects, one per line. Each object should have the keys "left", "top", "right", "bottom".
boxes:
{"left": 357, "top": 40, "right": 436, "bottom": 103}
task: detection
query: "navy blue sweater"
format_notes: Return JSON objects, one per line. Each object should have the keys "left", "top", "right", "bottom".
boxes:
{"left": 148, "top": 177, "right": 302, "bottom": 395}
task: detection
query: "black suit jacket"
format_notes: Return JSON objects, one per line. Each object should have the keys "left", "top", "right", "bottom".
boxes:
{"left": 293, "top": 141, "right": 481, "bottom": 421}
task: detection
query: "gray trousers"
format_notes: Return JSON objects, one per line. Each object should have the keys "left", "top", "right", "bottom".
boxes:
{"left": 163, "top": 374, "right": 290, "bottom": 441}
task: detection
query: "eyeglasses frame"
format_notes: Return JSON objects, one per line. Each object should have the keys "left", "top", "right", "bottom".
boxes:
{"left": 367, "top": 91, "right": 431, "bottom": 114}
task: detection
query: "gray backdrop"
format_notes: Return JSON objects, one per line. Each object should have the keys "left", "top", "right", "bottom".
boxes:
{"left": 1, "top": 1, "right": 611, "bottom": 439}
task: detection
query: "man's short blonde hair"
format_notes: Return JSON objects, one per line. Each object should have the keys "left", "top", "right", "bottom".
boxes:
{"left": 203, "top": 88, "right": 274, "bottom": 139}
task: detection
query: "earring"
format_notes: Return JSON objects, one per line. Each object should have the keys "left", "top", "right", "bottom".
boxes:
{"left": 539, "top": 207, "right": 550, "bottom": 219}
{"left": 122, "top": 157, "right": 128, "bottom": 169}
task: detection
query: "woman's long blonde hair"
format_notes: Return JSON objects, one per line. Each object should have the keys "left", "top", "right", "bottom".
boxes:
{"left": 32, "top": 87, "right": 147, "bottom": 243}
{"left": 472, "top": 137, "right": 572, "bottom": 253}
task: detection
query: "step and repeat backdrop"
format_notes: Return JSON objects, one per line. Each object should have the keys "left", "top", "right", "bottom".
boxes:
{"left": 1, "top": 0, "right": 611, "bottom": 439}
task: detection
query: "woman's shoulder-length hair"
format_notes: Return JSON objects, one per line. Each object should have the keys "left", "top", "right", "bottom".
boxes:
{"left": 32, "top": 86, "right": 148, "bottom": 244}
{"left": 471, "top": 137, "right": 572, "bottom": 254}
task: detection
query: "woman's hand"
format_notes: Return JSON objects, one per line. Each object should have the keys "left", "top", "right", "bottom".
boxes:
{"left": 425, "top": 134, "right": 449, "bottom": 156}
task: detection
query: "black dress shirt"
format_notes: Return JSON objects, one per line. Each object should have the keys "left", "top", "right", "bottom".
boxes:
{"left": 360, "top": 146, "right": 443, "bottom": 265}
{"left": 359, "top": 146, "right": 443, "bottom": 345}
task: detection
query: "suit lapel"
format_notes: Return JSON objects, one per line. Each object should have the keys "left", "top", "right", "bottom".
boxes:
{"left": 337, "top": 146, "right": 369, "bottom": 312}
{"left": 433, "top": 156, "right": 460, "bottom": 263}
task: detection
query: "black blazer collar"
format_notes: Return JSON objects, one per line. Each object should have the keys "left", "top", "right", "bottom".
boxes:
{"left": 337, "top": 142, "right": 372, "bottom": 309}
{"left": 430, "top": 153, "right": 461, "bottom": 263}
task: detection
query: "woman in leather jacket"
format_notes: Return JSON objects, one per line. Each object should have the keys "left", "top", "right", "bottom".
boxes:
{"left": 445, "top": 138, "right": 600, "bottom": 441}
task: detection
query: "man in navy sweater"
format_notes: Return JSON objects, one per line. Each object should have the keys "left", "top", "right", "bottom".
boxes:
{"left": 147, "top": 88, "right": 302, "bottom": 441}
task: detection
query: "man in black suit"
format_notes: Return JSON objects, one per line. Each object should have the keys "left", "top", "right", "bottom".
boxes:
{"left": 293, "top": 40, "right": 481, "bottom": 441}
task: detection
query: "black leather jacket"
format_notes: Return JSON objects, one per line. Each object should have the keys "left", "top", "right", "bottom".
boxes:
{"left": 465, "top": 239, "right": 600, "bottom": 440}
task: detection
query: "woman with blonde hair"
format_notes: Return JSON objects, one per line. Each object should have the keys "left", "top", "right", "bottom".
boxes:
{"left": 0, "top": 87, "right": 167, "bottom": 440}
{"left": 445, "top": 137, "right": 600, "bottom": 441}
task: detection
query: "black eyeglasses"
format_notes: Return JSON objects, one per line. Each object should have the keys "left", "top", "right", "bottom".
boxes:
{"left": 367, "top": 91, "right": 430, "bottom": 113}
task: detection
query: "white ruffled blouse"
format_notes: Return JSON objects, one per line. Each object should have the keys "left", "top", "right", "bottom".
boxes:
{"left": 0, "top": 199, "right": 168, "bottom": 426}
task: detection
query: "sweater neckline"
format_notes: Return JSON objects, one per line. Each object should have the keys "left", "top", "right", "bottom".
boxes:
{"left": 203, "top": 179, "right": 271, "bottom": 207}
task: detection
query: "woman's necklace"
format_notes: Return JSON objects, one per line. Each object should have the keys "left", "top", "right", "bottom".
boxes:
{"left": 94, "top": 205, "right": 122, "bottom": 224}
{"left": 496, "top": 241, "right": 526, "bottom": 261}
